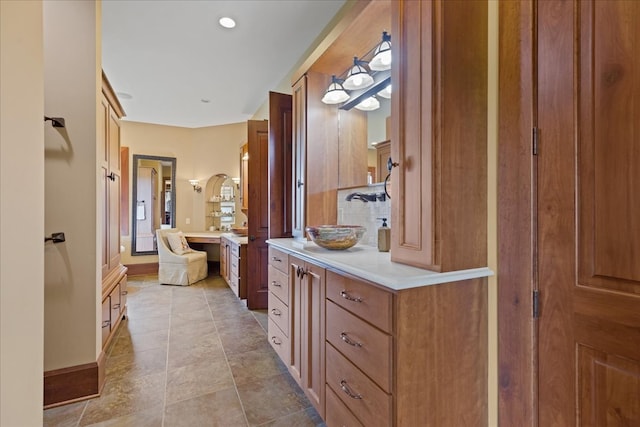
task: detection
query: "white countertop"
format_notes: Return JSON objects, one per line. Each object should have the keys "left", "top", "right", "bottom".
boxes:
{"left": 266, "top": 238, "right": 493, "bottom": 291}
{"left": 221, "top": 233, "right": 248, "bottom": 245}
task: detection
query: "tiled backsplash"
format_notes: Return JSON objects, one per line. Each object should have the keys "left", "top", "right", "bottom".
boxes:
{"left": 337, "top": 183, "right": 391, "bottom": 248}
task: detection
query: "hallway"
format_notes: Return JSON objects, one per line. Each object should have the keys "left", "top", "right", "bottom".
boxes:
{"left": 43, "top": 274, "right": 323, "bottom": 426}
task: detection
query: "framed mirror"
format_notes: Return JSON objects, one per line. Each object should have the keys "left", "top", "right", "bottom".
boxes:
{"left": 131, "top": 154, "right": 176, "bottom": 255}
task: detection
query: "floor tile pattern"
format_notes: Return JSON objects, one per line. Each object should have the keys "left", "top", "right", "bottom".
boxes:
{"left": 43, "top": 274, "right": 323, "bottom": 427}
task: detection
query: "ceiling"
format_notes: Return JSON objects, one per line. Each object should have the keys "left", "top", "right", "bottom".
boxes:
{"left": 102, "top": 0, "right": 346, "bottom": 128}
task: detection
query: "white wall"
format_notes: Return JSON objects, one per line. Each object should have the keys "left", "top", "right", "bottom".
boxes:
{"left": 0, "top": 1, "right": 45, "bottom": 425}
{"left": 43, "top": 0, "right": 100, "bottom": 370}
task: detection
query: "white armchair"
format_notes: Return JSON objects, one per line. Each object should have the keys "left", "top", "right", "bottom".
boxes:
{"left": 156, "top": 228, "right": 208, "bottom": 286}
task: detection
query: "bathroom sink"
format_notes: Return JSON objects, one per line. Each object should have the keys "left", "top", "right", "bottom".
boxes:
{"left": 305, "top": 225, "right": 366, "bottom": 250}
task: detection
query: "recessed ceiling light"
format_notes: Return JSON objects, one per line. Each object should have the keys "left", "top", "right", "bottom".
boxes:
{"left": 117, "top": 92, "right": 132, "bottom": 100}
{"left": 219, "top": 17, "right": 236, "bottom": 29}
{"left": 201, "top": 99, "right": 210, "bottom": 103}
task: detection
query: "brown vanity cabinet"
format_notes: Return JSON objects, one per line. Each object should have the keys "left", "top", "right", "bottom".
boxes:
{"left": 220, "top": 235, "right": 247, "bottom": 299}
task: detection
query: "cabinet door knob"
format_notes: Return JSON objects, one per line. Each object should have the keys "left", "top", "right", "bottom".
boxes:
{"left": 297, "top": 179, "right": 304, "bottom": 188}
{"left": 107, "top": 172, "right": 116, "bottom": 181}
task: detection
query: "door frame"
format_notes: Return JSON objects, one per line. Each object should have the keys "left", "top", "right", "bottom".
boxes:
{"left": 497, "top": 1, "right": 537, "bottom": 425}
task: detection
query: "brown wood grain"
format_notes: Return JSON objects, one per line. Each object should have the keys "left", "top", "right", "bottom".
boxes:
{"left": 306, "top": 71, "right": 338, "bottom": 227}
{"left": 390, "top": 0, "right": 487, "bottom": 272}
{"left": 497, "top": 1, "right": 536, "bottom": 425}
{"left": 394, "top": 278, "right": 488, "bottom": 426}
{"left": 268, "top": 92, "right": 293, "bottom": 238}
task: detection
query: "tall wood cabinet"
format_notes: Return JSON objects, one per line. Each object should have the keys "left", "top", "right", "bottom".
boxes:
{"left": 100, "top": 72, "right": 127, "bottom": 351}
{"left": 390, "top": 0, "right": 488, "bottom": 272}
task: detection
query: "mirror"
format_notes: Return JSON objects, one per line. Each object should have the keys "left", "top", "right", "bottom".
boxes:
{"left": 131, "top": 154, "right": 176, "bottom": 255}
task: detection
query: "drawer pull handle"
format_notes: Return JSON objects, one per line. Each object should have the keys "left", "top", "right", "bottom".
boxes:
{"left": 102, "top": 320, "right": 110, "bottom": 328}
{"left": 340, "top": 290, "right": 362, "bottom": 303}
{"left": 340, "top": 332, "right": 362, "bottom": 347}
{"left": 271, "top": 308, "right": 282, "bottom": 316}
{"left": 340, "top": 380, "right": 363, "bottom": 400}
{"left": 121, "top": 290, "right": 128, "bottom": 295}
{"left": 271, "top": 256, "right": 281, "bottom": 263}
{"left": 271, "top": 336, "right": 281, "bottom": 345}
{"left": 271, "top": 280, "right": 281, "bottom": 287}
{"left": 112, "top": 303, "right": 120, "bottom": 309}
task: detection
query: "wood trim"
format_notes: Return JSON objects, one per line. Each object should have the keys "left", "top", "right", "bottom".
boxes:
{"left": 497, "top": 1, "right": 536, "bottom": 426}
{"left": 125, "top": 262, "right": 158, "bottom": 276}
{"left": 44, "top": 361, "right": 99, "bottom": 407}
{"left": 101, "top": 71, "right": 125, "bottom": 118}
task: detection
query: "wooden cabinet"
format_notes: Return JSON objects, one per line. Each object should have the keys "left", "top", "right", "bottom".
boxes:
{"left": 374, "top": 140, "right": 391, "bottom": 183}
{"left": 268, "top": 247, "right": 291, "bottom": 364}
{"left": 220, "top": 235, "right": 247, "bottom": 299}
{"left": 268, "top": 248, "right": 326, "bottom": 417}
{"left": 101, "top": 275, "right": 127, "bottom": 349}
{"left": 100, "top": 72, "right": 127, "bottom": 350}
{"left": 268, "top": 244, "right": 488, "bottom": 426}
{"left": 290, "top": 255, "right": 326, "bottom": 417}
{"left": 390, "top": 0, "right": 488, "bottom": 272}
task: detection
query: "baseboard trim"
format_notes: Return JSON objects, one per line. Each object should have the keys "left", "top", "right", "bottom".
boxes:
{"left": 125, "top": 262, "right": 158, "bottom": 276}
{"left": 43, "top": 350, "right": 107, "bottom": 409}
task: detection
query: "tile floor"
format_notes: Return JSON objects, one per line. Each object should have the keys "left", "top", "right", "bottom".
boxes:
{"left": 43, "top": 273, "right": 324, "bottom": 427}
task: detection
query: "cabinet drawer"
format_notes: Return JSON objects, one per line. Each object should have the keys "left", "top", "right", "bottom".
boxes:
{"left": 268, "top": 264, "right": 289, "bottom": 304}
{"left": 230, "top": 273, "right": 239, "bottom": 296}
{"left": 326, "top": 344, "right": 391, "bottom": 427}
{"left": 269, "top": 247, "right": 289, "bottom": 273}
{"left": 268, "top": 291, "right": 289, "bottom": 336}
{"left": 231, "top": 254, "right": 239, "bottom": 272}
{"left": 231, "top": 242, "right": 240, "bottom": 258}
{"left": 326, "top": 270, "right": 392, "bottom": 333}
{"left": 119, "top": 276, "right": 128, "bottom": 312}
{"left": 268, "top": 318, "right": 290, "bottom": 365}
{"left": 326, "top": 301, "right": 392, "bottom": 393}
{"left": 325, "top": 386, "right": 364, "bottom": 427}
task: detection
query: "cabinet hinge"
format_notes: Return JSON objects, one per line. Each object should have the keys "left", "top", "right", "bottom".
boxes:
{"left": 532, "top": 127, "right": 539, "bottom": 156}
{"left": 533, "top": 290, "right": 540, "bottom": 318}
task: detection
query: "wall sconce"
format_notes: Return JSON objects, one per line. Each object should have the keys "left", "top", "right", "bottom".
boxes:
{"left": 369, "top": 31, "right": 392, "bottom": 71}
{"left": 354, "top": 95, "right": 380, "bottom": 111}
{"left": 343, "top": 57, "right": 374, "bottom": 90}
{"left": 189, "top": 179, "right": 202, "bottom": 193}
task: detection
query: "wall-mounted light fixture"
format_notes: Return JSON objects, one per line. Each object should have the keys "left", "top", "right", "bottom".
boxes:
{"left": 321, "top": 31, "right": 392, "bottom": 111}
{"left": 354, "top": 96, "right": 380, "bottom": 111}
{"left": 321, "top": 75, "right": 350, "bottom": 105}
{"left": 369, "top": 31, "right": 392, "bottom": 71}
{"left": 343, "top": 57, "right": 374, "bottom": 90}
{"left": 189, "top": 179, "right": 202, "bottom": 193}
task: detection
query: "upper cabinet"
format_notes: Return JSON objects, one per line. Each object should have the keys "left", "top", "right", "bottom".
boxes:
{"left": 390, "top": 0, "right": 488, "bottom": 271}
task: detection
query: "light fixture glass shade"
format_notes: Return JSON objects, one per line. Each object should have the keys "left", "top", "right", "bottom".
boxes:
{"left": 343, "top": 57, "right": 374, "bottom": 90}
{"left": 377, "top": 84, "right": 392, "bottom": 99}
{"left": 354, "top": 96, "right": 380, "bottom": 111}
{"left": 369, "top": 32, "right": 392, "bottom": 71}
{"left": 321, "top": 76, "right": 350, "bottom": 104}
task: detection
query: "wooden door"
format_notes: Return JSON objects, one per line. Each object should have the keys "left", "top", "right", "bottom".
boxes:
{"left": 268, "top": 91, "right": 292, "bottom": 238}
{"left": 537, "top": 1, "right": 640, "bottom": 425}
{"left": 247, "top": 119, "right": 269, "bottom": 309}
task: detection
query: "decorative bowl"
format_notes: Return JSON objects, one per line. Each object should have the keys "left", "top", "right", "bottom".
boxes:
{"left": 231, "top": 226, "right": 248, "bottom": 236}
{"left": 305, "top": 225, "right": 366, "bottom": 250}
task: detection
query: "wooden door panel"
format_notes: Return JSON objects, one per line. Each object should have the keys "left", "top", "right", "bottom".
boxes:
{"left": 268, "top": 92, "right": 292, "bottom": 238}
{"left": 578, "top": 345, "right": 640, "bottom": 426}
{"left": 578, "top": 0, "right": 640, "bottom": 294}
{"left": 537, "top": 1, "right": 640, "bottom": 425}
